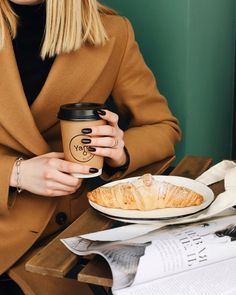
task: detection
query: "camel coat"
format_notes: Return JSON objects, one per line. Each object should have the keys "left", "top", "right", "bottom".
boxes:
{"left": 0, "top": 14, "right": 181, "bottom": 294}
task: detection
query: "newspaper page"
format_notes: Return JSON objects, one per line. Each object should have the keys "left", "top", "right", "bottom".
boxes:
{"left": 114, "top": 257, "right": 236, "bottom": 295}
{"left": 61, "top": 215, "right": 236, "bottom": 291}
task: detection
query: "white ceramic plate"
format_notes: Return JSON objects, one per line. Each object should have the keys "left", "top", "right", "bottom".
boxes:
{"left": 89, "top": 175, "right": 214, "bottom": 223}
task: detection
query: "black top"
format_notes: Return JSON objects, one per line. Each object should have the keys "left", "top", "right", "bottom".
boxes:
{"left": 10, "top": 1, "right": 55, "bottom": 105}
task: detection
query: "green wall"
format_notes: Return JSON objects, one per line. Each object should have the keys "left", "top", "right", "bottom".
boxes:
{"left": 102, "top": 0, "right": 235, "bottom": 163}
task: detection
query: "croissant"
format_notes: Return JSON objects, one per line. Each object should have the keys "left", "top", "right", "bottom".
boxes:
{"left": 87, "top": 174, "right": 204, "bottom": 210}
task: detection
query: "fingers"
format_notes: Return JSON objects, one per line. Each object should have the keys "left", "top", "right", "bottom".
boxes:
{"left": 84, "top": 136, "right": 123, "bottom": 149}
{"left": 81, "top": 125, "right": 124, "bottom": 146}
{"left": 81, "top": 109, "right": 121, "bottom": 136}
{"left": 98, "top": 109, "right": 119, "bottom": 126}
{"left": 80, "top": 110, "right": 125, "bottom": 163}
{"left": 83, "top": 125, "right": 117, "bottom": 137}
{"left": 41, "top": 166, "right": 83, "bottom": 196}
{"left": 45, "top": 181, "right": 80, "bottom": 194}
{"left": 46, "top": 158, "right": 92, "bottom": 175}
{"left": 45, "top": 170, "right": 82, "bottom": 188}
{"left": 91, "top": 147, "right": 121, "bottom": 159}
{"left": 41, "top": 189, "right": 78, "bottom": 197}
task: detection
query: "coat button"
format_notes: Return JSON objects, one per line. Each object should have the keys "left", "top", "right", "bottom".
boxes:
{"left": 55, "top": 212, "right": 68, "bottom": 225}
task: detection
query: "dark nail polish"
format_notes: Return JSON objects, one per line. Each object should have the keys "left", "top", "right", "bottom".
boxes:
{"left": 81, "top": 138, "right": 91, "bottom": 144}
{"left": 97, "top": 109, "right": 106, "bottom": 116}
{"left": 82, "top": 128, "right": 92, "bottom": 134}
{"left": 87, "top": 147, "right": 96, "bottom": 152}
{"left": 89, "top": 168, "right": 99, "bottom": 173}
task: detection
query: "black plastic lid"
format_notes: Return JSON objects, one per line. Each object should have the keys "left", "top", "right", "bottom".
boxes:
{"left": 57, "top": 103, "right": 105, "bottom": 121}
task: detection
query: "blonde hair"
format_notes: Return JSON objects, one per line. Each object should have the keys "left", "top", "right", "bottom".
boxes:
{"left": 0, "top": 0, "right": 116, "bottom": 59}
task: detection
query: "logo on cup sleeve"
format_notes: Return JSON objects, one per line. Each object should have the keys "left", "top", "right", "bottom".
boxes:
{"left": 69, "top": 134, "right": 94, "bottom": 162}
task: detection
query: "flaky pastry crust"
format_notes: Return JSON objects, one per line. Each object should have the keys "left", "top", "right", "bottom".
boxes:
{"left": 87, "top": 174, "right": 204, "bottom": 210}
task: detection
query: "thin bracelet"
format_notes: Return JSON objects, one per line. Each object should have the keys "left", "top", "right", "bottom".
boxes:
{"left": 15, "top": 157, "right": 24, "bottom": 194}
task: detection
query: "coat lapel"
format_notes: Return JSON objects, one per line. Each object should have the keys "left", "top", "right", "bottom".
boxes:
{"left": 0, "top": 24, "right": 50, "bottom": 155}
{"left": 0, "top": 22, "right": 115, "bottom": 154}
{"left": 31, "top": 37, "right": 115, "bottom": 133}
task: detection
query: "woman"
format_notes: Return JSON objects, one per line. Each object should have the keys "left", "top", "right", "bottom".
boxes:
{"left": 0, "top": 0, "right": 181, "bottom": 294}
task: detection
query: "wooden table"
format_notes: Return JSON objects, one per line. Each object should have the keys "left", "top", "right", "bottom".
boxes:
{"left": 26, "top": 155, "right": 227, "bottom": 294}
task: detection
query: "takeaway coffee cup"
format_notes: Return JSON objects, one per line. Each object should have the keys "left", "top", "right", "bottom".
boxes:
{"left": 57, "top": 103, "right": 106, "bottom": 178}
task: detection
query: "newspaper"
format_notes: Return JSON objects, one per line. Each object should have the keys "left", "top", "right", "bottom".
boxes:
{"left": 61, "top": 214, "right": 236, "bottom": 293}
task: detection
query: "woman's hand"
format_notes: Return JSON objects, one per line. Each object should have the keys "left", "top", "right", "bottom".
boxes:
{"left": 10, "top": 152, "right": 94, "bottom": 197}
{"left": 81, "top": 109, "right": 127, "bottom": 168}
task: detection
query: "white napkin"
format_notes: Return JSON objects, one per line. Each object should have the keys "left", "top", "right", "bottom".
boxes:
{"left": 186, "top": 160, "right": 236, "bottom": 220}
{"left": 224, "top": 166, "right": 236, "bottom": 190}
{"left": 195, "top": 159, "right": 236, "bottom": 212}
{"left": 196, "top": 160, "right": 236, "bottom": 186}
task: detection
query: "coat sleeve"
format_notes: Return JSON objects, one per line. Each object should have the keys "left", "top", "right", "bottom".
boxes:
{"left": 109, "top": 17, "right": 181, "bottom": 176}
{"left": 0, "top": 148, "right": 17, "bottom": 215}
